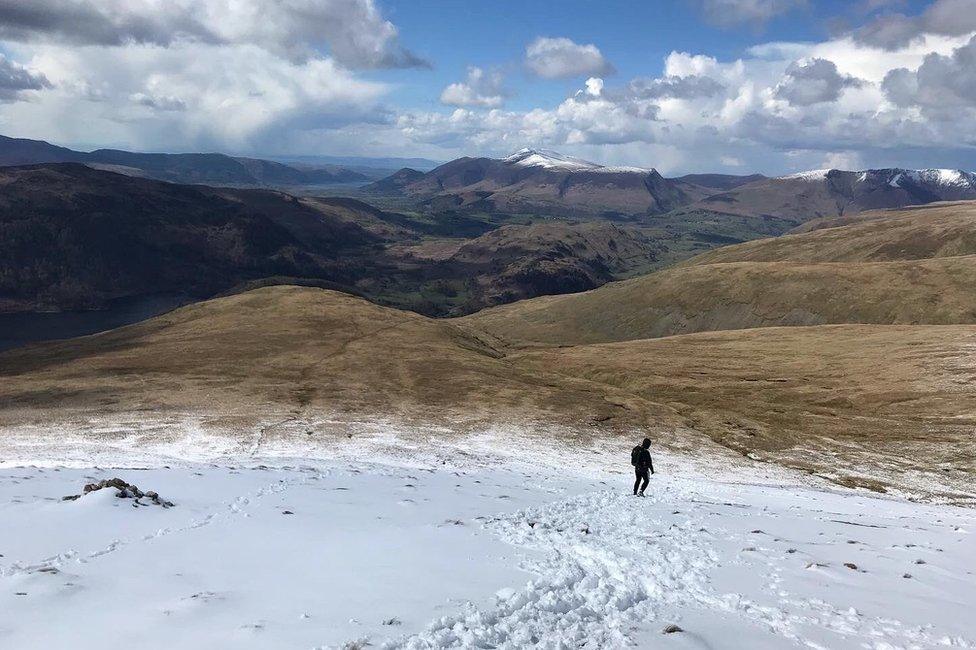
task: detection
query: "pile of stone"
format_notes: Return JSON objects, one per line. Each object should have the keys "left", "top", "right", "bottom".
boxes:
{"left": 62, "top": 477, "right": 175, "bottom": 507}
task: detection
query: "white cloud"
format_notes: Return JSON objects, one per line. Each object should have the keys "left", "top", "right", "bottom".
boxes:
{"left": 854, "top": 0, "right": 976, "bottom": 50}
{"left": 0, "top": 53, "right": 51, "bottom": 101}
{"left": 440, "top": 67, "right": 506, "bottom": 108}
{"left": 389, "top": 25, "right": 976, "bottom": 174}
{"left": 883, "top": 35, "right": 976, "bottom": 112}
{"left": 524, "top": 37, "right": 614, "bottom": 79}
{"left": 130, "top": 92, "right": 186, "bottom": 111}
{"left": 626, "top": 74, "right": 726, "bottom": 100}
{"left": 2, "top": 1, "right": 975, "bottom": 175}
{"left": 0, "top": 0, "right": 411, "bottom": 152}
{"left": 3, "top": 41, "right": 388, "bottom": 151}
{"left": 0, "top": 0, "right": 427, "bottom": 69}
{"left": 773, "top": 58, "right": 864, "bottom": 106}
{"left": 821, "top": 150, "right": 864, "bottom": 170}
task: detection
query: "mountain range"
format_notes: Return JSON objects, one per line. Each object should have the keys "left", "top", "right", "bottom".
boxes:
{"left": 367, "top": 148, "right": 976, "bottom": 223}
{"left": 5, "top": 145, "right": 976, "bottom": 320}
{"left": 0, "top": 134, "right": 369, "bottom": 187}
{"left": 0, "top": 163, "right": 669, "bottom": 316}
{"left": 365, "top": 148, "right": 705, "bottom": 217}
{"left": 689, "top": 167, "right": 976, "bottom": 224}
{"left": 5, "top": 134, "right": 973, "bottom": 222}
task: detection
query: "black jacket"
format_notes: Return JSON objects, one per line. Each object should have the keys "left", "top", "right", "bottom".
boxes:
{"left": 636, "top": 448, "right": 654, "bottom": 473}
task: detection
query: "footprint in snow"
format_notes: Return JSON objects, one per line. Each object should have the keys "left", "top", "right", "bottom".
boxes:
{"left": 239, "top": 622, "right": 265, "bottom": 633}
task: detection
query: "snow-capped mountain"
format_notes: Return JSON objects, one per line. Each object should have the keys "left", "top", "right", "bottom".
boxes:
{"left": 693, "top": 166, "right": 976, "bottom": 224}
{"left": 368, "top": 148, "right": 696, "bottom": 217}
{"left": 503, "top": 148, "right": 651, "bottom": 174}
{"left": 503, "top": 148, "right": 603, "bottom": 171}
{"left": 780, "top": 167, "right": 976, "bottom": 193}
{"left": 886, "top": 168, "right": 976, "bottom": 191}
{"left": 368, "top": 152, "right": 976, "bottom": 223}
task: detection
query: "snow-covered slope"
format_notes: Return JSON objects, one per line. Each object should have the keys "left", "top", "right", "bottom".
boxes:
{"left": 503, "top": 148, "right": 602, "bottom": 171}
{"left": 503, "top": 148, "right": 651, "bottom": 174}
{"left": 780, "top": 167, "right": 976, "bottom": 192}
{"left": 1, "top": 436, "right": 973, "bottom": 650}
{"left": 890, "top": 168, "right": 976, "bottom": 189}
{"left": 779, "top": 169, "right": 832, "bottom": 181}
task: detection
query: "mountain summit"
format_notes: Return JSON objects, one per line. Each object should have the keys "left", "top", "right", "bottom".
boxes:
{"left": 779, "top": 167, "right": 976, "bottom": 192}
{"left": 690, "top": 166, "right": 976, "bottom": 223}
{"left": 366, "top": 148, "right": 691, "bottom": 217}
{"left": 502, "top": 148, "right": 651, "bottom": 173}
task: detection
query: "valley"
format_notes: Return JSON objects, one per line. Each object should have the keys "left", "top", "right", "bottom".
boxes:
{"left": 6, "top": 141, "right": 976, "bottom": 327}
{"left": 463, "top": 201, "right": 976, "bottom": 344}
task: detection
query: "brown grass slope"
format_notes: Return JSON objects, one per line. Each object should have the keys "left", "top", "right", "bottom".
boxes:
{"left": 686, "top": 201, "right": 976, "bottom": 264}
{"left": 516, "top": 325, "right": 976, "bottom": 501}
{"left": 0, "top": 286, "right": 640, "bottom": 430}
{"left": 1, "top": 285, "right": 973, "bottom": 501}
{"left": 461, "top": 201, "right": 976, "bottom": 346}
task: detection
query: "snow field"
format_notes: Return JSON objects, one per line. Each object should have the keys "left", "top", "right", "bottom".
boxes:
{"left": 394, "top": 478, "right": 975, "bottom": 649}
{"left": 0, "top": 453, "right": 973, "bottom": 649}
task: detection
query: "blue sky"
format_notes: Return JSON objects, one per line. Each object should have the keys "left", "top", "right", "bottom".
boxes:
{"left": 374, "top": 0, "right": 933, "bottom": 110}
{"left": 0, "top": 0, "right": 973, "bottom": 174}
{"left": 383, "top": 1, "right": 798, "bottom": 110}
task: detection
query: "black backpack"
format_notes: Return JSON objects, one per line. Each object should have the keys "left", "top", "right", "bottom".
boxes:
{"left": 631, "top": 445, "right": 642, "bottom": 467}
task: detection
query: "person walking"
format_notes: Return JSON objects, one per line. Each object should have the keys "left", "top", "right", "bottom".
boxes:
{"left": 630, "top": 437, "right": 654, "bottom": 496}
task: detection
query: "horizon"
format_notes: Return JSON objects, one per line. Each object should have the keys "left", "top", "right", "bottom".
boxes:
{"left": 0, "top": 1, "right": 973, "bottom": 175}
{"left": 5, "top": 132, "right": 976, "bottom": 178}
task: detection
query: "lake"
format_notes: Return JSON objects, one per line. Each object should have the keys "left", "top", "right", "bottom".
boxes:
{"left": 0, "top": 294, "right": 190, "bottom": 352}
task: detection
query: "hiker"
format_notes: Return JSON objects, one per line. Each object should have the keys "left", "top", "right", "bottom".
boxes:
{"left": 631, "top": 437, "right": 654, "bottom": 496}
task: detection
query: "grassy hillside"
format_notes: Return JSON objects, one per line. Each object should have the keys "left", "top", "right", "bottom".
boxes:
{"left": 5, "top": 202, "right": 976, "bottom": 500}
{"left": 460, "top": 256, "right": 976, "bottom": 345}
{"left": 1, "top": 285, "right": 972, "bottom": 501}
{"left": 462, "top": 201, "right": 976, "bottom": 346}
{"left": 0, "top": 164, "right": 383, "bottom": 312}
{"left": 0, "top": 286, "right": 637, "bottom": 430}
{"left": 686, "top": 201, "right": 976, "bottom": 264}
{"left": 516, "top": 324, "right": 976, "bottom": 501}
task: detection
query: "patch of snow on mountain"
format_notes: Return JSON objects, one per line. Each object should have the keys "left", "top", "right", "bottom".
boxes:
{"left": 782, "top": 167, "right": 976, "bottom": 190}
{"left": 504, "top": 148, "right": 600, "bottom": 170}
{"left": 905, "top": 168, "right": 976, "bottom": 188}
{"left": 504, "top": 149, "right": 651, "bottom": 174}
{"left": 779, "top": 169, "right": 832, "bottom": 181}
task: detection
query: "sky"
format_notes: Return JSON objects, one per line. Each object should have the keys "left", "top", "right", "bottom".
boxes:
{"left": 0, "top": 0, "right": 974, "bottom": 175}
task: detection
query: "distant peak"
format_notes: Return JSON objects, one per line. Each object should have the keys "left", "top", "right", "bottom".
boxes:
{"left": 502, "top": 148, "right": 652, "bottom": 173}
{"left": 503, "top": 148, "right": 599, "bottom": 169}
{"left": 779, "top": 167, "right": 976, "bottom": 188}
{"left": 779, "top": 169, "right": 833, "bottom": 181}
{"left": 899, "top": 168, "right": 976, "bottom": 188}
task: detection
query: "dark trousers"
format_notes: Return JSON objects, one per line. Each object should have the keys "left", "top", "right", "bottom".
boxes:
{"left": 634, "top": 467, "right": 649, "bottom": 494}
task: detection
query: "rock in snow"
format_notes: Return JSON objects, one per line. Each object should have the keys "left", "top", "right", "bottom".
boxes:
{"left": 62, "top": 477, "right": 174, "bottom": 507}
